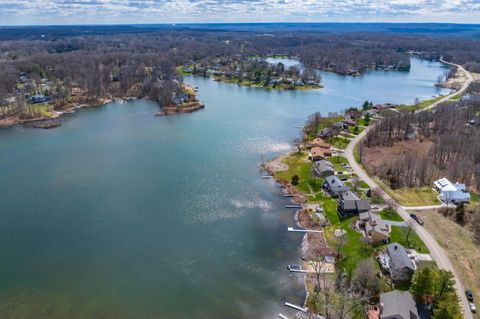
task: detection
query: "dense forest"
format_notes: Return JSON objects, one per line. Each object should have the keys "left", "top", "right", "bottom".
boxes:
{"left": 1, "top": 27, "right": 480, "bottom": 121}
{"left": 361, "top": 84, "right": 480, "bottom": 193}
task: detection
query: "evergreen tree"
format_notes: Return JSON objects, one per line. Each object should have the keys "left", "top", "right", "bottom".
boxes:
{"left": 432, "top": 293, "right": 463, "bottom": 319}
{"left": 410, "top": 267, "right": 436, "bottom": 304}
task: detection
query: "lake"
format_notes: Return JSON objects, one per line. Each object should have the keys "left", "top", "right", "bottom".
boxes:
{"left": 0, "top": 58, "right": 450, "bottom": 319}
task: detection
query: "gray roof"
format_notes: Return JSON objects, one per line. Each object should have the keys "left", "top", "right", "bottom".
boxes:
{"left": 325, "top": 175, "right": 344, "bottom": 187}
{"left": 324, "top": 176, "right": 350, "bottom": 195}
{"left": 314, "top": 160, "right": 334, "bottom": 171}
{"left": 385, "top": 243, "right": 415, "bottom": 271}
{"left": 380, "top": 290, "right": 418, "bottom": 319}
{"left": 339, "top": 190, "right": 359, "bottom": 201}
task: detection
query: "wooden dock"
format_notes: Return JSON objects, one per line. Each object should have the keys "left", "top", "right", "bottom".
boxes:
{"left": 285, "top": 302, "right": 307, "bottom": 313}
{"left": 285, "top": 205, "right": 302, "bottom": 209}
{"left": 278, "top": 314, "right": 290, "bottom": 319}
{"left": 288, "top": 227, "right": 322, "bottom": 233}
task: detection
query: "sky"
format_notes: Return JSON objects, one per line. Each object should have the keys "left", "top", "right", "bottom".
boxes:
{"left": 0, "top": 0, "right": 479, "bottom": 25}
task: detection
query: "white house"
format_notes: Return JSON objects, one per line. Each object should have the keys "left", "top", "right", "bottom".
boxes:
{"left": 433, "top": 177, "right": 471, "bottom": 204}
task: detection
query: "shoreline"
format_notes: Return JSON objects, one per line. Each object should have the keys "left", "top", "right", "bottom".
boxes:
{"left": 0, "top": 96, "right": 205, "bottom": 128}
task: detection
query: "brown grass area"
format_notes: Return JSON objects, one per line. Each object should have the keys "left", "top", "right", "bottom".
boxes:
{"left": 415, "top": 209, "right": 480, "bottom": 317}
{"left": 363, "top": 140, "right": 433, "bottom": 174}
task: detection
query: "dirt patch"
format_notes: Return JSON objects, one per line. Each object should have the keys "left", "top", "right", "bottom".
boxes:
{"left": 363, "top": 140, "right": 433, "bottom": 175}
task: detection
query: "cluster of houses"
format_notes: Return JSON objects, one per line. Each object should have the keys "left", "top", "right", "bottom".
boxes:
{"left": 182, "top": 57, "right": 321, "bottom": 88}
{"left": 369, "top": 243, "right": 420, "bottom": 319}
{"left": 307, "top": 138, "right": 333, "bottom": 161}
{"left": 322, "top": 175, "right": 391, "bottom": 244}
{"left": 433, "top": 177, "right": 471, "bottom": 204}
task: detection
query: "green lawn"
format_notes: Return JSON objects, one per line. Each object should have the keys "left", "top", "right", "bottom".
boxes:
{"left": 329, "top": 136, "right": 351, "bottom": 150}
{"left": 390, "top": 226, "right": 429, "bottom": 253}
{"left": 379, "top": 209, "right": 404, "bottom": 221}
{"left": 374, "top": 179, "right": 440, "bottom": 206}
{"left": 348, "top": 125, "right": 365, "bottom": 135}
{"left": 325, "top": 218, "right": 374, "bottom": 272}
{"left": 329, "top": 156, "right": 349, "bottom": 171}
{"left": 396, "top": 95, "right": 444, "bottom": 112}
{"left": 274, "top": 152, "right": 321, "bottom": 194}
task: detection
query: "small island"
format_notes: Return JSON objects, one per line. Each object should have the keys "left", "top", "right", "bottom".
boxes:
{"left": 154, "top": 84, "right": 204, "bottom": 116}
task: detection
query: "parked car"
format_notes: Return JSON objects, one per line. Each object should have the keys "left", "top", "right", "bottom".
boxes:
{"left": 410, "top": 213, "right": 424, "bottom": 226}
{"left": 470, "top": 302, "right": 477, "bottom": 313}
{"left": 287, "top": 264, "right": 302, "bottom": 271}
{"left": 466, "top": 290, "right": 474, "bottom": 301}
{"left": 341, "top": 178, "right": 348, "bottom": 181}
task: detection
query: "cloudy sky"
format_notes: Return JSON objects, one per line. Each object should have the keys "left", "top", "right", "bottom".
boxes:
{"left": 0, "top": 0, "right": 479, "bottom": 25}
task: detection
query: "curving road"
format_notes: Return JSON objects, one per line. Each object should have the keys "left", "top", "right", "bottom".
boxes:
{"left": 345, "top": 60, "right": 474, "bottom": 318}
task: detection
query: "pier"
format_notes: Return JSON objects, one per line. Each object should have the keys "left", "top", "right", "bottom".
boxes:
{"left": 285, "top": 302, "right": 307, "bottom": 313}
{"left": 288, "top": 227, "right": 322, "bottom": 233}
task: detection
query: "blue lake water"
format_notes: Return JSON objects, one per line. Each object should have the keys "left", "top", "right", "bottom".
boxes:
{"left": 0, "top": 58, "right": 450, "bottom": 318}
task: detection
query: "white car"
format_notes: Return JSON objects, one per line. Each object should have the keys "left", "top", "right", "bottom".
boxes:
{"left": 470, "top": 302, "right": 477, "bottom": 313}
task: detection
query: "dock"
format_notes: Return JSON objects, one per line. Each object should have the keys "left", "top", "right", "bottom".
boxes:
{"left": 285, "top": 302, "right": 307, "bottom": 313}
{"left": 289, "top": 269, "right": 311, "bottom": 273}
{"left": 261, "top": 175, "right": 272, "bottom": 179}
{"left": 285, "top": 205, "right": 302, "bottom": 209}
{"left": 283, "top": 194, "right": 294, "bottom": 197}
{"left": 288, "top": 227, "right": 322, "bottom": 233}
{"left": 278, "top": 314, "right": 291, "bottom": 319}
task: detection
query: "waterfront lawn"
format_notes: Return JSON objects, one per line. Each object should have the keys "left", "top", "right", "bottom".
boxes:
{"left": 396, "top": 95, "right": 444, "bottom": 112}
{"left": 325, "top": 218, "right": 374, "bottom": 272}
{"left": 390, "top": 226, "right": 429, "bottom": 254}
{"left": 379, "top": 209, "right": 404, "bottom": 221}
{"left": 275, "top": 152, "right": 323, "bottom": 195}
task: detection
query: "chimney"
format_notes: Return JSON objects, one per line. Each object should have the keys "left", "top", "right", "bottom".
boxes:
{"left": 394, "top": 245, "right": 398, "bottom": 250}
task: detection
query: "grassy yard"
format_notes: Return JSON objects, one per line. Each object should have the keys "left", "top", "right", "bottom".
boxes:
{"left": 274, "top": 152, "right": 321, "bottom": 194}
{"left": 329, "top": 156, "right": 349, "bottom": 171}
{"left": 329, "top": 136, "right": 351, "bottom": 150}
{"left": 379, "top": 209, "right": 404, "bottom": 221}
{"left": 390, "top": 226, "right": 429, "bottom": 253}
{"left": 396, "top": 95, "right": 444, "bottom": 112}
{"left": 348, "top": 125, "right": 365, "bottom": 135}
{"left": 325, "top": 218, "right": 374, "bottom": 273}
{"left": 374, "top": 179, "right": 440, "bottom": 206}
{"left": 415, "top": 210, "right": 480, "bottom": 317}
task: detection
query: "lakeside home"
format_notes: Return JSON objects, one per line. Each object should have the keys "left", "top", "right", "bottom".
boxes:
{"left": 337, "top": 190, "right": 370, "bottom": 217}
{"left": 312, "top": 160, "right": 335, "bottom": 178}
{"left": 359, "top": 212, "right": 390, "bottom": 243}
{"left": 381, "top": 243, "right": 416, "bottom": 284}
{"left": 323, "top": 176, "right": 350, "bottom": 197}
{"left": 378, "top": 290, "right": 418, "bottom": 319}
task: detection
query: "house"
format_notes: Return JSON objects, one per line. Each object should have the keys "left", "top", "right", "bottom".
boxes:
{"left": 317, "top": 127, "right": 334, "bottom": 139}
{"left": 346, "top": 111, "right": 363, "bottom": 120}
{"left": 433, "top": 177, "right": 470, "bottom": 204}
{"left": 337, "top": 191, "right": 371, "bottom": 217}
{"left": 360, "top": 212, "right": 390, "bottom": 243}
{"left": 313, "top": 160, "right": 335, "bottom": 178}
{"left": 379, "top": 290, "right": 418, "bottom": 319}
{"left": 333, "top": 121, "right": 348, "bottom": 130}
{"left": 383, "top": 243, "right": 416, "bottom": 283}
{"left": 323, "top": 176, "right": 350, "bottom": 197}
{"left": 309, "top": 138, "right": 331, "bottom": 150}
{"left": 29, "top": 94, "right": 49, "bottom": 104}
{"left": 342, "top": 119, "right": 357, "bottom": 127}
{"left": 309, "top": 147, "right": 325, "bottom": 161}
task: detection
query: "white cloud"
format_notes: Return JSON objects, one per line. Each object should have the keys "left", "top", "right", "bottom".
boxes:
{"left": 0, "top": 0, "right": 479, "bottom": 24}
